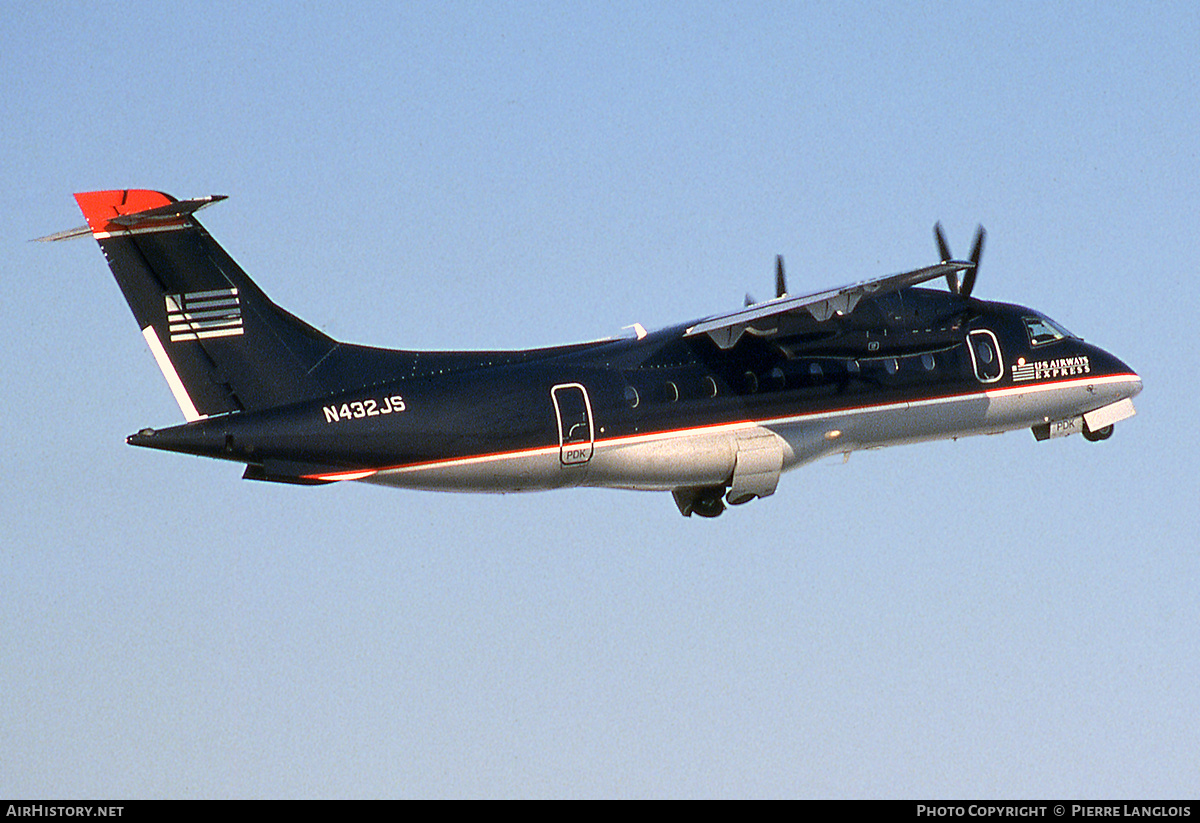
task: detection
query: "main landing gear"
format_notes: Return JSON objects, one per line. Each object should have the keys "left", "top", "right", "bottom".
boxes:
{"left": 1083, "top": 424, "right": 1114, "bottom": 442}
{"left": 672, "top": 485, "right": 728, "bottom": 518}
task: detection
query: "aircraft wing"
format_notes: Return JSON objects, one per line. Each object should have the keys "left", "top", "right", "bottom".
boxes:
{"left": 685, "top": 261, "right": 973, "bottom": 348}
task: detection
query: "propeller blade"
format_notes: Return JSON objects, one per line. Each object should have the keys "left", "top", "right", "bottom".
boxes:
{"left": 775, "top": 255, "right": 788, "bottom": 298}
{"left": 935, "top": 222, "right": 959, "bottom": 293}
{"left": 934, "top": 222, "right": 952, "bottom": 262}
{"left": 961, "top": 225, "right": 986, "bottom": 297}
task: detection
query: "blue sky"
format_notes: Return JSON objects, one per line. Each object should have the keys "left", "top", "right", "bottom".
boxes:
{"left": 3, "top": 2, "right": 1197, "bottom": 798}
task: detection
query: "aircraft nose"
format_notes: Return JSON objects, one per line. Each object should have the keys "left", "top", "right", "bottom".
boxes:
{"left": 1091, "top": 345, "right": 1142, "bottom": 399}
{"left": 1128, "top": 372, "right": 1144, "bottom": 398}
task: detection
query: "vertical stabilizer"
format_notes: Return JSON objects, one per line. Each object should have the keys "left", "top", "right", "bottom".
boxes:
{"left": 69, "top": 190, "right": 339, "bottom": 419}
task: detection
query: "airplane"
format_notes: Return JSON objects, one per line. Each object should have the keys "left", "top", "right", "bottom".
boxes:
{"left": 40, "top": 189, "right": 1142, "bottom": 517}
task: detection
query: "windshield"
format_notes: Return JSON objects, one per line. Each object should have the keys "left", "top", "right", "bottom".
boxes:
{"left": 1023, "top": 315, "right": 1075, "bottom": 346}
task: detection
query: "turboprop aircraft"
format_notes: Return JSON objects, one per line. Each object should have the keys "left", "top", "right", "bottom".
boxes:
{"left": 40, "top": 189, "right": 1142, "bottom": 517}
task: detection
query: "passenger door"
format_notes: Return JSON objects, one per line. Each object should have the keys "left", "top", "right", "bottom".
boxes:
{"left": 551, "top": 383, "right": 594, "bottom": 465}
{"left": 968, "top": 329, "right": 1004, "bottom": 383}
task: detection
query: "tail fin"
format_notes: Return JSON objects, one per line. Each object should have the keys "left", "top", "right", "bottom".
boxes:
{"left": 64, "top": 190, "right": 341, "bottom": 420}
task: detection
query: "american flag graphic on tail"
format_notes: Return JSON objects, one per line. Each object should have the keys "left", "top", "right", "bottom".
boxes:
{"left": 165, "top": 288, "right": 243, "bottom": 342}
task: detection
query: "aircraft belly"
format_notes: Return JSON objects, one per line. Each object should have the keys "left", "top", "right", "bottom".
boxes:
{"left": 360, "top": 377, "right": 1137, "bottom": 492}
{"left": 762, "top": 398, "right": 991, "bottom": 456}
{"left": 848, "top": 393, "right": 1055, "bottom": 449}
{"left": 834, "top": 376, "right": 1140, "bottom": 450}
{"left": 360, "top": 430, "right": 741, "bottom": 493}
{"left": 982, "top": 375, "right": 1141, "bottom": 432}
{"left": 362, "top": 447, "right": 570, "bottom": 493}
{"left": 585, "top": 431, "right": 736, "bottom": 491}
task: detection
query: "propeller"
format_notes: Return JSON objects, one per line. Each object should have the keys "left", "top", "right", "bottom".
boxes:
{"left": 935, "top": 222, "right": 957, "bottom": 293}
{"left": 746, "top": 255, "right": 790, "bottom": 306}
{"left": 934, "top": 223, "right": 986, "bottom": 298}
{"left": 961, "top": 226, "right": 985, "bottom": 297}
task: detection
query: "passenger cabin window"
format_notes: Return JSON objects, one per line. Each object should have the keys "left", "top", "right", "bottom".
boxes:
{"left": 1023, "top": 315, "right": 1075, "bottom": 347}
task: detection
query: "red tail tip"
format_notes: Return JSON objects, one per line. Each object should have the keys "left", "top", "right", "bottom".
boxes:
{"left": 73, "top": 189, "right": 176, "bottom": 234}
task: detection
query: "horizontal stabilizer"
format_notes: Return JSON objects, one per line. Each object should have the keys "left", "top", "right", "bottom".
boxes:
{"left": 35, "top": 192, "right": 227, "bottom": 241}
{"left": 32, "top": 225, "right": 93, "bottom": 242}
{"left": 108, "top": 195, "right": 227, "bottom": 227}
{"left": 75, "top": 190, "right": 226, "bottom": 236}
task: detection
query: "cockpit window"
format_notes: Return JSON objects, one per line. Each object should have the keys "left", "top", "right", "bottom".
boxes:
{"left": 1023, "top": 315, "right": 1075, "bottom": 347}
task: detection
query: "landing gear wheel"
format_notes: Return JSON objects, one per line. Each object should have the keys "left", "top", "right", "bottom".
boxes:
{"left": 672, "top": 485, "right": 728, "bottom": 518}
{"left": 1083, "top": 424, "right": 1114, "bottom": 442}
{"left": 691, "top": 495, "right": 726, "bottom": 518}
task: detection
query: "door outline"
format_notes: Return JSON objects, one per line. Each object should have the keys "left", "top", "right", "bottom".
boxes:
{"left": 967, "top": 329, "right": 1004, "bottom": 383}
{"left": 551, "top": 383, "right": 594, "bottom": 465}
